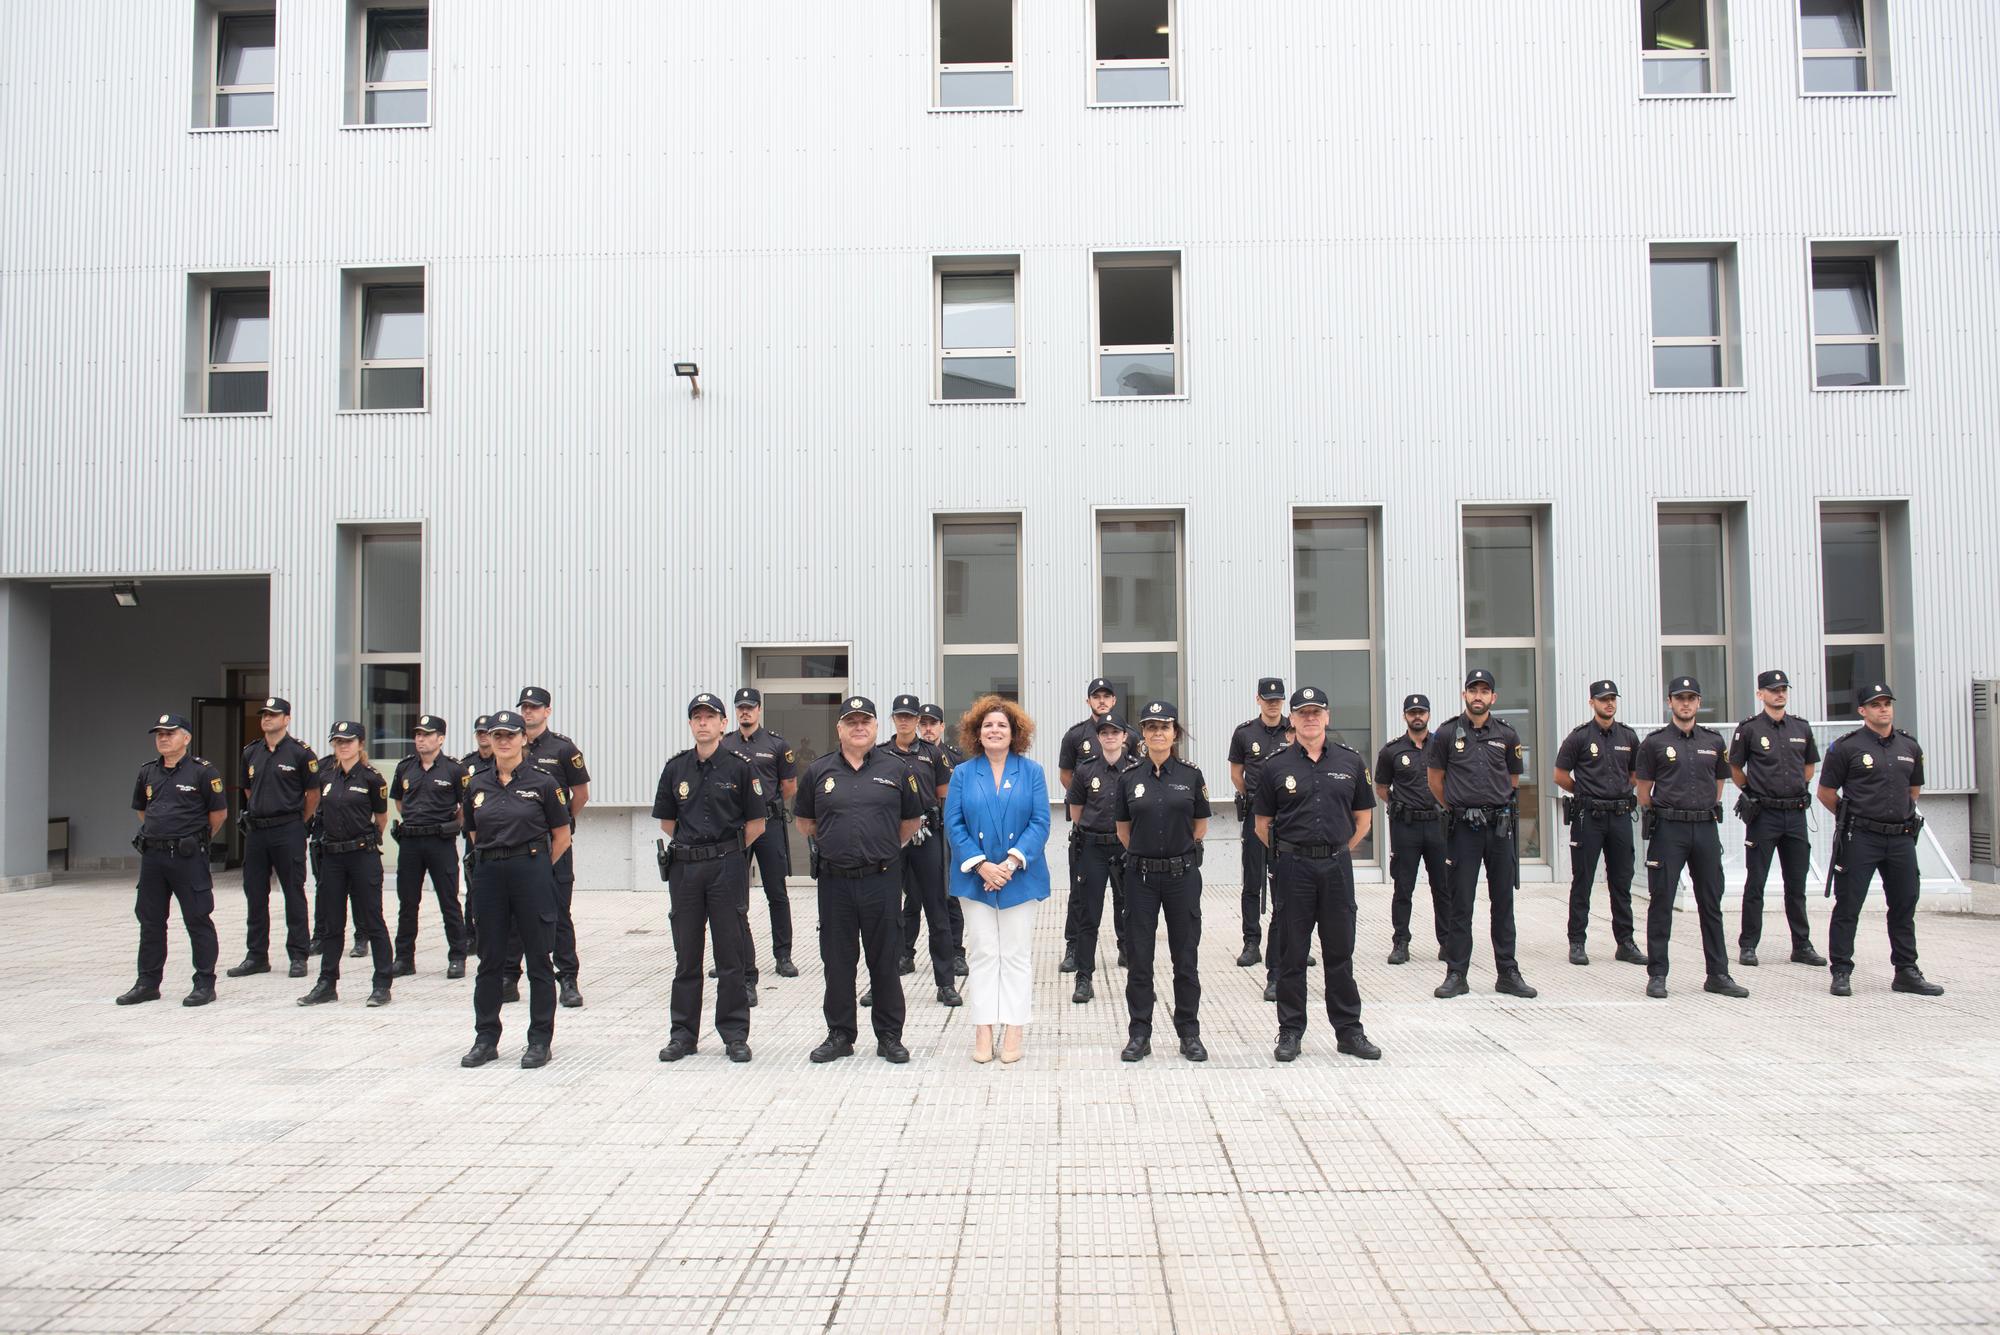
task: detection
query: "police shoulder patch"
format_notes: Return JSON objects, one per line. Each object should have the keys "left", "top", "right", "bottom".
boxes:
{"left": 751, "top": 778, "right": 763, "bottom": 795}
{"left": 784, "top": 750, "right": 795, "bottom": 763}
{"left": 907, "top": 775, "right": 918, "bottom": 792}
{"left": 306, "top": 758, "right": 318, "bottom": 773}
{"left": 570, "top": 753, "right": 585, "bottom": 768}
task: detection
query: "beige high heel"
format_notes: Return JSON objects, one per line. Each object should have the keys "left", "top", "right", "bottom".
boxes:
{"left": 972, "top": 1025, "right": 995, "bottom": 1063}
{"left": 999, "top": 1025, "right": 1023, "bottom": 1064}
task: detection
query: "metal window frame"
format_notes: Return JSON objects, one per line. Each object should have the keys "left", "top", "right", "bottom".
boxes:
{"left": 210, "top": 9, "right": 277, "bottom": 127}
{"left": 1646, "top": 242, "right": 1741, "bottom": 392}
{"left": 1656, "top": 506, "right": 1734, "bottom": 719}
{"left": 933, "top": 257, "right": 1022, "bottom": 403}
{"left": 741, "top": 644, "right": 857, "bottom": 700}
{"left": 1638, "top": 0, "right": 1729, "bottom": 98}
{"left": 1090, "top": 250, "right": 1184, "bottom": 400}
{"left": 1458, "top": 506, "right": 1549, "bottom": 859}
{"left": 933, "top": 0, "right": 1020, "bottom": 110}
{"left": 349, "top": 273, "right": 428, "bottom": 411}
{"left": 1093, "top": 507, "right": 1187, "bottom": 711}
{"left": 1289, "top": 507, "right": 1382, "bottom": 866}
{"left": 934, "top": 513, "right": 1025, "bottom": 709}
{"left": 347, "top": 526, "right": 424, "bottom": 755}
{"left": 1797, "top": 0, "right": 1883, "bottom": 95}
{"left": 362, "top": 5, "right": 431, "bottom": 118}
{"left": 1816, "top": 503, "right": 1899, "bottom": 720}
{"left": 1807, "top": 240, "right": 1899, "bottom": 390}
{"left": 203, "top": 282, "right": 273, "bottom": 415}
{"left": 1086, "top": 0, "right": 1178, "bottom": 107}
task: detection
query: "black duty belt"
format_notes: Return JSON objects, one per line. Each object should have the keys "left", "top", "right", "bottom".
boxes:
{"left": 1751, "top": 794, "right": 1812, "bottom": 811}
{"left": 1131, "top": 852, "right": 1198, "bottom": 876}
{"left": 820, "top": 859, "right": 894, "bottom": 879}
{"left": 1851, "top": 815, "right": 1919, "bottom": 836}
{"left": 1654, "top": 807, "right": 1719, "bottom": 824}
{"left": 475, "top": 843, "right": 543, "bottom": 863}
{"left": 1077, "top": 831, "right": 1123, "bottom": 846}
{"left": 1390, "top": 804, "right": 1443, "bottom": 822}
{"left": 246, "top": 812, "right": 302, "bottom": 830}
{"left": 1577, "top": 797, "right": 1637, "bottom": 815}
{"left": 138, "top": 834, "right": 205, "bottom": 855}
{"left": 319, "top": 835, "right": 381, "bottom": 854}
{"left": 398, "top": 821, "right": 460, "bottom": 839}
{"left": 673, "top": 839, "right": 743, "bottom": 863}
{"left": 1274, "top": 837, "right": 1346, "bottom": 859}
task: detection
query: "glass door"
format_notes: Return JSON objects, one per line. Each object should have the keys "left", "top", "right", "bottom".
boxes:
{"left": 747, "top": 647, "right": 850, "bottom": 873}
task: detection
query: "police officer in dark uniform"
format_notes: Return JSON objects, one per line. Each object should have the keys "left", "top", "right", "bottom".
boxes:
{"left": 1552, "top": 680, "right": 1644, "bottom": 967}
{"left": 459, "top": 710, "right": 570, "bottom": 1068}
{"left": 919, "top": 701, "right": 968, "bottom": 975}
{"left": 1427, "top": 669, "right": 1537, "bottom": 1000}
{"left": 1374, "top": 693, "right": 1448, "bottom": 966}
{"left": 1228, "top": 677, "right": 1291, "bottom": 977}
{"left": 518, "top": 686, "right": 590, "bottom": 1009}
{"left": 722, "top": 687, "right": 799, "bottom": 981}
{"left": 118, "top": 714, "right": 227, "bottom": 1007}
{"left": 1257, "top": 687, "right": 1382, "bottom": 1063}
{"left": 1635, "top": 677, "right": 1745, "bottom": 1000}
{"left": 458, "top": 715, "right": 495, "bottom": 947}
{"left": 299, "top": 720, "right": 394, "bottom": 1007}
{"left": 1057, "top": 677, "right": 1143, "bottom": 973}
{"left": 1113, "top": 700, "right": 1211, "bottom": 1063}
{"left": 1817, "top": 683, "right": 1943, "bottom": 998}
{"left": 655, "top": 693, "right": 769, "bottom": 1064}
{"left": 882, "top": 694, "right": 961, "bottom": 1007}
{"left": 390, "top": 714, "right": 469, "bottom": 979}
{"left": 1062, "top": 713, "right": 1139, "bottom": 1001}
{"left": 1729, "top": 669, "right": 1828, "bottom": 968}
{"left": 229, "top": 696, "right": 319, "bottom": 981}
{"left": 795, "top": 696, "right": 926, "bottom": 1064}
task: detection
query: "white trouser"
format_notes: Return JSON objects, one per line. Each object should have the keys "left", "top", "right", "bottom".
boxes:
{"left": 961, "top": 897, "right": 1038, "bottom": 1027}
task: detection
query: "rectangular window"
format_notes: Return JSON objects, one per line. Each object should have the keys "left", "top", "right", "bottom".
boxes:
{"left": 1093, "top": 0, "right": 1174, "bottom": 104}
{"left": 343, "top": 527, "right": 423, "bottom": 762}
{"left": 1649, "top": 243, "right": 1741, "bottom": 389}
{"left": 937, "top": 518, "right": 1022, "bottom": 716}
{"left": 1658, "top": 510, "right": 1733, "bottom": 724}
{"left": 342, "top": 267, "right": 427, "bottom": 411}
{"left": 347, "top": 3, "right": 429, "bottom": 125}
{"left": 1820, "top": 509, "right": 1889, "bottom": 720}
{"left": 207, "top": 286, "right": 271, "bottom": 413}
{"left": 1099, "top": 514, "right": 1183, "bottom": 717}
{"left": 936, "top": 260, "right": 1019, "bottom": 401}
{"left": 1642, "top": 0, "right": 1729, "bottom": 95}
{"left": 214, "top": 12, "right": 276, "bottom": 126}
{"left": 1294, "top": 513, "right": 1379, "bottom": 861}
{"left": 935, "top": 0, "right": 1015, "bottom": 109}
{"left": 1801, "top": 0, "right": 1890, "bottom": 93}
{"left": 1810, "top": 241, "right": 1902, "bottom": 388}
{"left": 1462, "top": 512, "right": 1547, "bottom": 859}
{"left": 1094, "top": 253, "right": 1181, "bottom": 398}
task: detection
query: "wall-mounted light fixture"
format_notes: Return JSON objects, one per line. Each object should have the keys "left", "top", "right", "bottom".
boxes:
{"left": 111, "top": 582, "right": 140, "bottom": 608}
{"left": 674, "top": 362, "right": 701, "bottom": 397}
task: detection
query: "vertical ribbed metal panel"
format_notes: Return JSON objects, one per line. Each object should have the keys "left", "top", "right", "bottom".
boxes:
{"left": 2, "top": 1, "right": 1996, "bottom": 803}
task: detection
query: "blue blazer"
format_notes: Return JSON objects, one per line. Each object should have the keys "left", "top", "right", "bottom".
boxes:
{"left": 944, "top": 753, "right": 1052, "bottom": 910}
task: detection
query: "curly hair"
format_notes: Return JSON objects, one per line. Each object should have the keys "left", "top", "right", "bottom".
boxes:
{"left": 957, "top": 695, "right": 1035, "bottom": 756}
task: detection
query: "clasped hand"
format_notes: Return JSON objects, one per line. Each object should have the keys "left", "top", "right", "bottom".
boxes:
{"left": 977, "top": 858, "right": 1015, "bottom": 892}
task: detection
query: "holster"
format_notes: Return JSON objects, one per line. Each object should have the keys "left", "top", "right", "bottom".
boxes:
{"left": 1559, "top": 798, "right": 1574, "bottom": 827}
{"left": 1642, "top": 810, "right": 1659, "bottom": 841}
{"left": 1233, "top": 793, "right": 1251, "bottom": 823}
{"left": 808, "top": 844, "right": 822, "bottom": 879}
{"left": 236, "top": 810, "right": 250, "bottom": 835}
{"left": 655, "top": 838, "right": 672, "bottom": 882}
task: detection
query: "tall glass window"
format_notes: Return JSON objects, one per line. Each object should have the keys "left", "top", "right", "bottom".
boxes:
{"left": 1658, "top": 511, "right": 1732, "bottom": 723}
{"left": 1800, "top": 0, "right": 1879, "bottom": 93}
{"left": 938, "top": 518, "right": 1022, "bottom": 715}
{"left": 206, "top": 286, "right": 271, "bottom": 414}
{"left": 1099, "top": 515, "right": 1182, "bottom": 718}
{"left": 359, "top": 532, "right": 422, "bottom": 761}
{"left": 936, "top": 0, "right": 1015, "bottom": 108}
{"left": 1821, "top": 510, "right": 1889, "bottom": 719}
{"left": 1092, "top": 0, "right": 1174, "bottom": 104}
{"left": 363, "top": 7, "right": 430, "bottom": 124}
{"left": 1094, "top": 254, "right": 1181, "bottom": 397}
{"left": 1642, "top": 0, "right": 1719, "bottom": 95}
{"left": 937, "top": 264, "right": 1018, "bottom": 401}
{"left": 213, "top": 13, "right": 276, "bottom": 127}
{"left": 1294, "top": 513, "right": 1378, "bottom": 860}
{"left": 1463, "top": 513, "right": 1545, "bottom": 858}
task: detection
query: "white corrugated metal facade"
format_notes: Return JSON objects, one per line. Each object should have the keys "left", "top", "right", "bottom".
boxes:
{"left": 2, "top": 1, "right": 1996, "bottom": 884}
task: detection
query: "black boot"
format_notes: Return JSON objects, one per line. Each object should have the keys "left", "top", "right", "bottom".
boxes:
{"left": 225, "top": 956, "right": 270, "bottom": 978}
{"left": 1060, "top": 944, "right": 1078, "bottom": 973}
{"left": 181, "top": 985, "right": 216, "bottom": 1007}
{"left": 1386, "top": 943, "right": 1409, "bottom": 965}
{"left": 1494, "top": 970, "right": 1538, "bottom": 999}
{"left": 775, "top": 955, "right": 800, "bottom": 977}
{"left": 1892, "top": 967, "right": 1944, "bottom": 996}
{"left": 1434, "top": 972, "right": 1468, "bottom": 999}
{"left": 1072, "top": 975, "right": 1093, "bottom": 1004}
{"left": 297, "top": 979, "right": 337, "bottom": 1006}
{"left": 1234, "top": 943, "right": 1260, "bottom": 967}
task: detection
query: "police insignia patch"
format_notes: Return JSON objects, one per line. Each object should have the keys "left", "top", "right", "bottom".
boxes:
{"left": 1759, "top": 736, "right": 1771, "bottom": 750}
{"left": 1862, "top": 753, "right": 1875, "bottom": 769}
{"left": 210, "top": 778, "right": 222, "bottom": 793}
{"left": 1454, "top": 739, "right": 1465, "bottom": 751}
{"left": 474, "top": 792, "right": 486, "bottom": 808}
{"left": 824, "top": 776, "right": 836, "bottom": 792}
{"left": 1090, "top": 777, "right": 1101, "bottom": 791}
{"left": 1251, "top": 743, "right": 1261, "bottom": 756}
{"left": 248, "top": 765, "right": 255, "bottom": 778}
{"left": 323, "top": 783, "right": 333, "bottom": 795}
{"left": 678, "top": 781, "right": 690, "bottom": 799}
{"left": 1135, "top": 784, "right": 1146, "bottom": 799}
{"left": 306, "top": 759, "right": 318, "bottom": 773}
{"left": 1665, "top": 747, "right": 1677, "bottom": 762}
{"left": 158, "top": 715, "right": 169, "bottom": 725}
{"left": 145, "top": 785, "right": 153, "bottom": 799}
{"left": 784, "top": 750, "right": 795, "bottom": 763}
{"left": 908, "top": 776, "right": 918, "bottom": 792}
{"left": 1399, "top": 754, "right": 1410, "bottom": 766}
{"left": 570, "top": 754, "right": 584, "bottom": 768}
{"left": 752, "top": 779, "right": 763, "bottom": 795}
{"left": 1285, "top": 775, "right": 1297, "bottom": 792}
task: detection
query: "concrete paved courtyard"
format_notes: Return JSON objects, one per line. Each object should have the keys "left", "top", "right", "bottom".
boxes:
{"left": 1, "top": 867, "right": 1996, "bottom": 1333}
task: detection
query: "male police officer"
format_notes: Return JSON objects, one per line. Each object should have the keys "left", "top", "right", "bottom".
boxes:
{"left": 1427, "top": 669, "right": 1537, "bottom": 1000}
{"left": 721, "top": 688, "right": 799, "bottom": 982}
{"left": 119, "top": 714, "right": 227, "bottom": 1007}
{"left": 1063, "top": 713, "right": 1140, "bottom": 999}
{"left": 883, "top": 694, "right": 960, "bottom": 1007}
{"left": 795, "top": 697, "right": 925, "bottom": 1064}
{"left": 517, "top": 686, "right": 589, "bottom": 1008}
{"left": 1374, "top": 693, "right": 1448, "bottom": 966}
{"left": 1730, "top": 669, "right": 1827, "bottom": 968}
{"left": 1229, "top": 677, "right": 1291, "bottom": 971}
{"left": 655, "top": 693, "right": 768, "bottom": 1063}
{"left": 1057, "top": 677, "right": 1142, "bottom": 973}
{"left": 390, "top": 715, "right": 470, "bottom": 978}
{"left": 1817, "top": 683, "right": 1944, "bottom": 997}
{"left": 230, "top": 697, "right": 319, "bottom": 980}
{"left": 1635, "top": 676, "right": 1746, "bottom": 1000}
{"left": 1256, "top": 687, "right": 1381, "bottom": 1064}
{"left": 1552, "top": 680, "right": 1644, "bottom": 967}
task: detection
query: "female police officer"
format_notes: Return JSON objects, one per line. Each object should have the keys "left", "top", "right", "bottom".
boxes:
{"left": 297, "top": 720, "right": 393, "bottom": 1008}
{"left": 1112, "top": 700, "right": 1211, "bottom": 1063}
{"left": 459, "top": 710, "right": 570, "bottom": 1069}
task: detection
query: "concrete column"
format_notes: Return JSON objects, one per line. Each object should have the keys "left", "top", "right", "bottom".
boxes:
{"left": 0, "top": 581, "right": 52, "bottom": 888}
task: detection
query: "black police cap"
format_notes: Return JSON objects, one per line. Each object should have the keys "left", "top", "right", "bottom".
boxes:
{"left": 257, "top": 696, "right": 292, "bottom": 716}
{"left": 1861, "top": 682, "right": 1895, "bottom": 703}
{"left": 1086, "top": 677, "right": 1115, "bottom": 696}
{"left": 1402, "top": 693, "right": 1431, "bottom": 713}
{"left": 327, "top": 720, "right": 363, "bottom": 741}
{"left": 517, "top": 686, "right": 552, "bottom": 707}
{"left": 733, "top": 687, "right": 762, "bottom": 706}
{"left": 1257, "top": 677, "right": 1286, "bottom": 701}
{"left": 1668, "top": 676, "right": 1702, "bottom": 697}
{"left": 1590, "top": 680, "right": 1620, "bottom": 700}
{"left": 1289, "top": 687, "right": 1328, "bottom": 711}
{"left": 688, "top": 693, "right": 726, "bottom": 718}
{"left": 1138, "top": 700, "right": 1178, "bottom": 724}
{"left": 486, "top": 710, "right": 526, "bottom": 734}
{"left": 918, "top": 702, "right": 945, "bottom": 722}
{"left": 891, "top": 694, "right": 922, "bottom": 716}
{"left": 1094, "top": 712, "right": 1129, "bottom": 734}
{"left": 473, "top": 714, "right": 494, "bottom": 733}
{"left": 1464, "top": 668, "right": 1496, "bottom": 689}
{"left": 1757, "top": 669, "right": 1791, "bottom": 691}
{"left": 838, "top": 695, "right": 877, "bottom": 720}
{"left": 148, "top": 712, "right": 192, "bottom": 734}
{"left": 415, "top": 714, "right": 446, "bottom": 734}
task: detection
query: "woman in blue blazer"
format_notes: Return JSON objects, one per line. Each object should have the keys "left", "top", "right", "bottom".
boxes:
{"left": 944, "top": 695, "right": 1051, "bottom": 1064}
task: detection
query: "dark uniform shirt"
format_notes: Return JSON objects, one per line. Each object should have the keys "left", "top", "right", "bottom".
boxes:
{"left": 1059, "top": 714, "right": 1143, "bottom": 773}
{"left": 316, "top": 761, "right": 389, "bottom": 841}
{"left": 525, "top": 729, "right": 589, "bottom": 815}
{"left": 1227, "top": 715, "right": 1292, "bottom": 800}
{"left": 1065, "top": 753, "right": 1141, "bottom": 833}
{"left": 1555, "top": 720, "right": 1641, "bottom": 801}
{"left": 1255, "top": 740, "right": 1374, "bottom": 847}
{"left": 1373, "top": 734, "right": 1440, "bottom": 810}
{"left": 651, "top": 746, "right": 768, "bottom": 843}
{"left": 878, "top": 736, "right": 953, "bottom": 811}
{"left": 1635, "top": 723, "right": 1730, "bottom": 812}
{"left": 1112, "top": 755, "right": 1212, "bottom": 858}
{"left": 794, "top": 747, "right": 926, "bottom": 866}
{"left": 1820, "top": 726, "right": 1924, "bottom": 823}
{"left": 1425, "top": 714, "right": 1524, "bottom": 809}
{"left": 392, "top": 752, "right": 469, "bottom": 826}
{"left": 720, "top": 727, "right": 798, "bottom": 808}
{"left": 461, "top": 763, "right": 571, "bottom": 848}
{"left": 133, "top": 753, "right": 228, "bottom": 837}
{"left": 939, "top": 741, "right": 966, "bottom": 768}
{"left": 241, "top": 735, "right": 320, "bottom": 817}
{"left": 1728, "top": 712, "right": 1821, "bottom": 798}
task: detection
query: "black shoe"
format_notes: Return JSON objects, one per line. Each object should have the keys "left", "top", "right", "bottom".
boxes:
{"left": 287, "top": 959, "right": 307, "bottom": 978}
{"left": 1646, "top": 976, "right": 1668, "bottom": 999}
{"left": 559, "top": 981, "right": 583, "bottom": 1008}
{"left": 1235, "top": 944, "right": 1260, "bottom": 967}
{"left": 877, "top": 1038, "right": 910, "bottom": 1064}
{"left": 446, "top": 958, "right": 465, "bottom": 980}
{"left": 1262, "top": 979, "right": 1277, "bottom": 1003}
{"left": 365, "top": 987, "right": 392, "bottom": 1007}
{"left": 937, "top": 985, "right": 962, "bottom": 1007}
{"left": 859, "top": 988, "right": 873, "bottom": 1008}
{"left": 1120, "top": 1036, "right": 1151, "bottom": 1062}
{"left": 658, "top": 1036, "right": 697, "bottom": 1062}
{"left": 502, "top": 979, "right": 521, "bottom": 1003}
{"left": 746, "top": 983, "right": 760, "bottom": 1008}
{"left": 1704, "top": 974, "right": 1749, "bottom": 998}
{"left": 1495, "top": 970, "right": 1538, "bottom": 999}
{"left": 1434, "top": 972, "right": 1468, "bottom": 999}
{"left": 775, "top": 956, "right": 800, "bottom": 978}
{"left": 1060, "top": 945, "right": 1079, "bottom": 974}
{"left": 1337, "top": 1031, "right": 1382, "bottom": 1061}
{"left": 810, "top": 1035, "right": 855, "bottom": 1063}
{"left": 297, "top": 979, "right": 337, "bottom": 1006}
{"left": 1180, "top": 1035, "right": 1208, "bottom": 1063}
{"left": 1072, "top": 975, "right": 1093, "bottom": 1004}
{"left": 305, "top": 939, "right": 322, "bottom": 957}
{"left": 1615, "top": 942, "right": 1647, "bottom": 965}
{"left": 1738, "top": 947, "right": 1759, "bottom": 968}
{"left": 1791, "top": 946, "right": 1828, "bottom": 967}
{"left": 726, "top": 1039, "right": 752, "bottom": 1063}
{"left": 1830, "top": 970, "right": 1852, "bottom": 997}
{"left": 349, "top": 940, "right": 367, "bottom": 958}
{"left": 1568, "top": 943, "right": 1589, "bottom": 966}
{"left": 392, "top": 958, "right": 416, "bottom": 978}
{"left": 460, "top": 1042, "right": 498, "bottom": 1067}
{"left": 520, "top": 1044, "right": 551, "bottom": 1069}
{"left": 1386, "top": 943, "right": 1409, "bottom": 965}
{"left": 952, "top": 951, "right": 969, "bottom": 976}
{"left": 225, "top": 956, "right": 270, "bottom": 978}
{"left": 1116, "top": 945, "right": 1128, "bottom": 969}
{"left": 899, "top": 952, "right": 917, "bottom": 977}
{"left": 1274, "top": 1032, "right": 1301, "bottom": 1062}
{"left": 1892, "top": 967, "right": 1944, "bottom": 996}
{"left": 182, "top": 985, "right": 216, "bottom": 1007}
